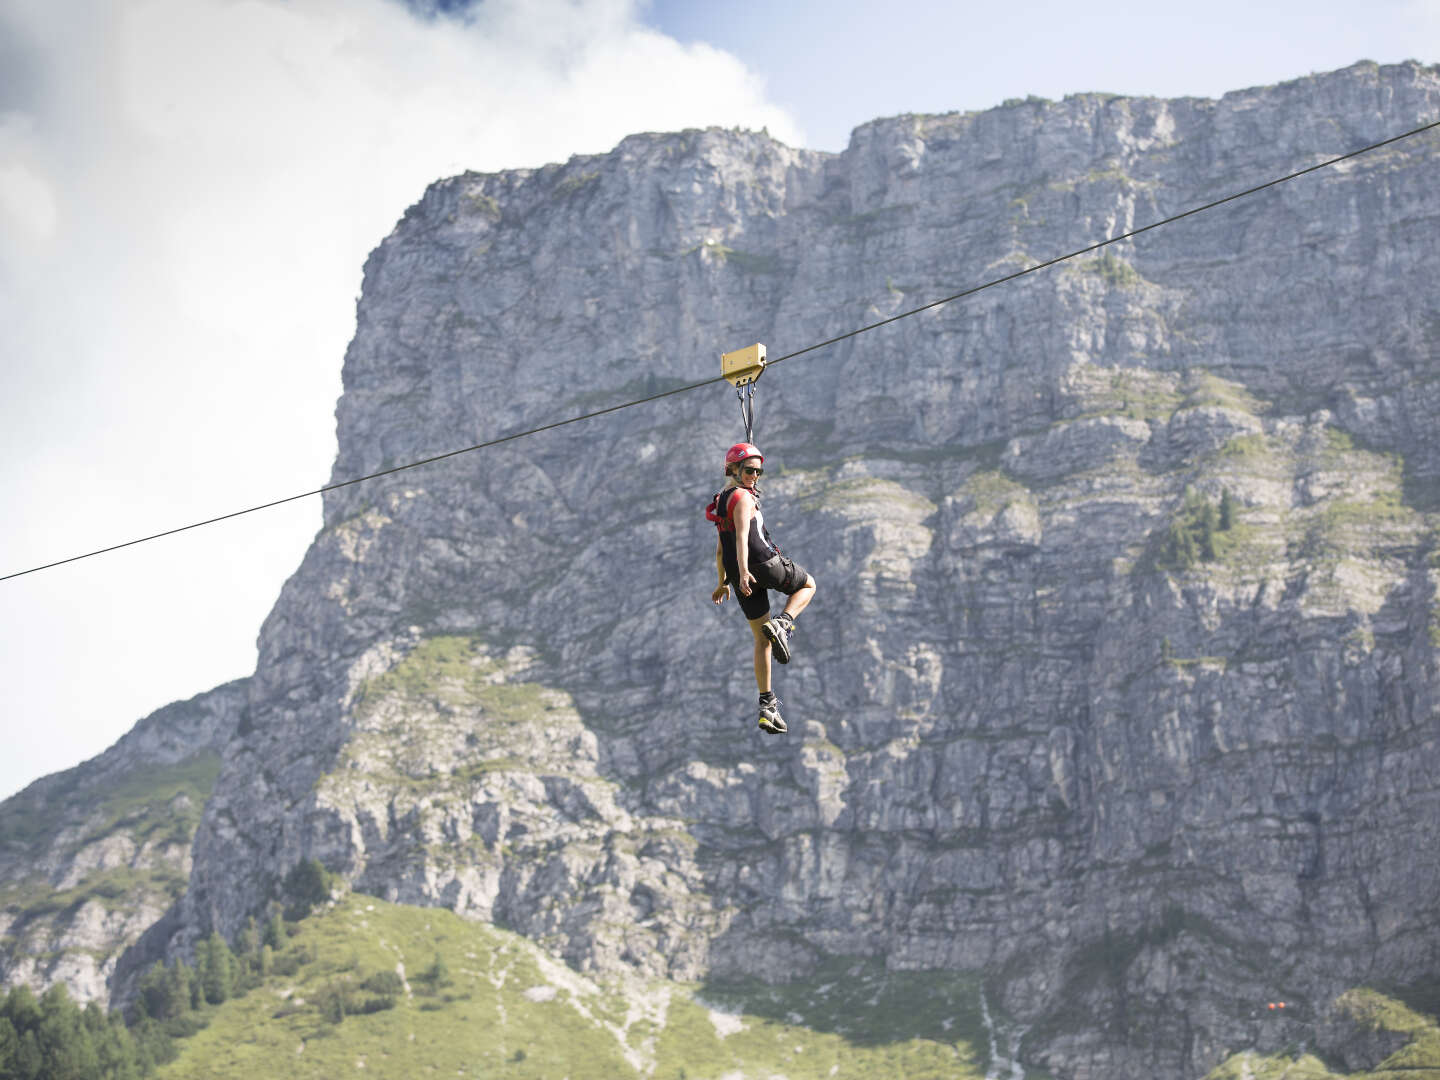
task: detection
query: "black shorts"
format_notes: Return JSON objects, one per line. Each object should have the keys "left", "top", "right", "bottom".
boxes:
{"left": 737, "top": 553, "right": 810, "bottom": 621}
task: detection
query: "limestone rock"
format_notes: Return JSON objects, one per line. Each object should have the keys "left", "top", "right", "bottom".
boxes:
{"left": 0, "top": 680, "right": 244, "bottom": 1002}
{"left": 179, "top": 60, "right": 1440, "bottom": 1080}
{"left": 7, "top": 60, "right": 1440, "bottom": 1080}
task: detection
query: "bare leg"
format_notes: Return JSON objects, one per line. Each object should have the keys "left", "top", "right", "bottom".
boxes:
{"left": 782, "top": 574, "right": 816, "bottom": 620}
{"left": 748, "top": 615, "right": 772, "bottom": 693}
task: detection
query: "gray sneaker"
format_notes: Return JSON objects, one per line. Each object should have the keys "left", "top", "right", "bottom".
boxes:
{"left": 758, "top": 698, "right": 787, "bottom": 735}
{"left": 762, "top": 613, "right": 795, "bottom": 665}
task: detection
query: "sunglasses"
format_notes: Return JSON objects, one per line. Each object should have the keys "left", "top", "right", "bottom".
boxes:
{"left": 741, "top": 466, "right": 764, "bottom": 476}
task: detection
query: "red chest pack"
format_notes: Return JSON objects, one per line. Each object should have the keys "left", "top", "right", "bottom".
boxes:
{"left": 705, "top": 487, "right": 745, "bottom": 532}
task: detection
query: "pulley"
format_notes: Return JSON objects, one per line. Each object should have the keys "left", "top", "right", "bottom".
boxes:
{"left": 721, "top": 343, "right": 766, "bottom": 444}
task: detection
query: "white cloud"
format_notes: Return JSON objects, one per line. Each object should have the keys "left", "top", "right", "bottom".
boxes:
{"left": 0, "top": 0, "right": 800, "bottom": 799}
{"left": 0, "top": 159, "right": 56, "bottom": 241}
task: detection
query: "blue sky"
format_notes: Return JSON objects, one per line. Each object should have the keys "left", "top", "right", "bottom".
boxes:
{"left": 648, "top": 0, "right": 1438, "bottom": 151}
{"left": 0, "top": 0, "right": 1434, "bottom": 800}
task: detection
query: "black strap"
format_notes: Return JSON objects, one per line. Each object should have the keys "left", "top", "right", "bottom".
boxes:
{"left": 735, "top": 380, "right": 758, "bottom": 443}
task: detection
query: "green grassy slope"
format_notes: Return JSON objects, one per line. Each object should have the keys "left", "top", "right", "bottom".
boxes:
{"left": 155, "top": 895, "right": 994, "bottom": 1080}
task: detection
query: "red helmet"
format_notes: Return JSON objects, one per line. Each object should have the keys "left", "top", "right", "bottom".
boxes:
{"left": 725, "top": 442, "right": 763, "bottom": 468}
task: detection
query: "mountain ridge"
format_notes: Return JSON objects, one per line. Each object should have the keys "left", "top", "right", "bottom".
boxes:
{"left": 2, "top": 58, "right": 1438, "bottom": 1080}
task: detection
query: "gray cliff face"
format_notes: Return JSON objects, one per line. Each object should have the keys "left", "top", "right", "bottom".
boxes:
{"left": 169, "top": 60, "right": 1439, "bottom": 1078}
{"left": 0, "top": 681, "right": 244, "bottom": 1003}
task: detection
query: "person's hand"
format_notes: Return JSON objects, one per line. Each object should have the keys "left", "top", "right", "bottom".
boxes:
{"left": 711, "top": 584, "right": 729, "bottom": 605}
{"left": 737, "top": 570, "right": 756, "bottom": 596}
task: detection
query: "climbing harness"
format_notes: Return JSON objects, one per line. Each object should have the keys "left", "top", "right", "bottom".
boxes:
{"left": 721, "top": 343, "right": 766, "bottom": 444}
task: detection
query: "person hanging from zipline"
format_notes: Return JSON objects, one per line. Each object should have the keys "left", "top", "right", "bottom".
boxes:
{"left": 707, "top": 442, "right": 817, "bottom": 735}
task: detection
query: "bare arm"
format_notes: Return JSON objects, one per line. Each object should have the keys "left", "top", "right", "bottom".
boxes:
{"left": 711, "top": 537, "right": 730, "bottom": 604}
{"left": 732, "top": 492, "right": 758, "bottom": 594}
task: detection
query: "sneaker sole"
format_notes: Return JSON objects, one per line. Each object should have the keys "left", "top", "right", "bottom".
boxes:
{"left": 761, "top": 620, "right": 792, "bottom": 664}
{"left": 758, "top": 716, "right": 788, "bottom": 735}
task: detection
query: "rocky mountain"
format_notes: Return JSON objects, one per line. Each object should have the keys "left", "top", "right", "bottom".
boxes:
{"left": 3, "top": 59, "right": 1439, "bottom": 1079}
{"left": 0, "top": 681, "right": 244, "bottom": 1003}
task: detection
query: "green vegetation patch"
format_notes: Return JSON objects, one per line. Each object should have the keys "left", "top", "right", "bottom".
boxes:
{"left": 1181, "top": 372, "right": 1268, "bottom": 415}
{"left": 1, "top": 983, "right": 156, "bottom": 1080}
{"left": 1072, "top": 366, "right": 1184, "bottom": 423}
{"left": 145, "top": 896, "right": 997, "bottom": 1080}
{"left": 1084, "top": 166, "right": 1150, "bottom": 186}
{"left": 552, "top": 170, "right": 600, "bottom": 198}
{"left": 701, "top": 242, "right": 785, "bottom": 274}
{"left": 463, "top": 192, "right": 501, "bottom": 220}
{"left": 1156, "top": 487, "right": 1251, "bottom": 571}
{"left": 1069, "top": 253, "right": 1146, "bottom": 288}
{"left": 0, "top": 752, "right": 220, "bottom": 934}
{"left": 1046, "top": 166, "right": 1144, "bottom": 194}
{"left": 1, "top": 866, "right": 187, "bottom": 922}
{"left": 1301, "top": 460, "right": 1420, "bottom": 559}
{"left": 954, "top": 469, "right": 1035, "bottom": 518}
{"left": 1219, "top": 433, "right": 1273, "bottom": 461}
{"left": 0, "top": 753, "right": 221, "bottom": 856}
{"left": 1209, "top": 1051, "right": 1341, "bottom": 1078}
{"left": 154, "top": 897, "right": 636, "bottom": 1080}
{"left": 1316, "top": 491, "right": 1413, "bottom": 531}
{"left": 325, "top": 636, "right": 582, "bottom": 801}
{"left": 351, "top": 636, "right": 557, "bottom": 729}
{"left": 87, "top": 754, "right": 222, "bottom": 847}
{"left": 1324, "top": 427, "right": 1357, "bottom": 455}
{"left": 799, "top": 475, "right": 937, "bottom": 519}
{"left": 353, "top": 636, "right": 499, "bottom": 707}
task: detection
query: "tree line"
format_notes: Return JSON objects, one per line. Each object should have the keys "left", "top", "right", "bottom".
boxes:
{"left": 0, "top": 982, "right": 146, "bottom": 1080}
{"left": 0, "top": 915, "right": 287, "bottom": 1080}
{"left": 0, "top": 859, "right": 339, "bottom": 1080}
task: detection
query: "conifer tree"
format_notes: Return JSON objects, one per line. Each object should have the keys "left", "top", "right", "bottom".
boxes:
{"left": 283, "top": 859, "right": 332, "bottom": 920}
{"left": 137, "top": 963, "right": 170, "bottom": 1022}
{"left": 200, "top": 932, "right": 235, "bottom": 1005}
{"left": 82, "top": 1000, "right": 106, "bottom": 1036}
{"left": 320, "top": 981, "right": 347, "bottom": 1025}
{"left": 177, "top": 960, "right": 201, "bottom": 1012}
{"left": 1200, "top": 501, "right": 1218, "bottom": 560}
{"left": 3, "top": 984, "right": 42, "bottom": 1033}
{"left": 1219, "top": 488, "right": 1236, "bottom": 530}
{"left": 264, "top": 912, "right": 287, "bottom": 951}
{"left": 130, "top": 1013, "right": 177, "bottom": 1071}
{"left": 14, "top": 1029, "right": 42, "bottom": 1080}
{"left": 97, "top": 1011, "right": 142, "bottom": 1080}
{"left": 1166, "top": 521, "right": 1198, "bottom": 569}
{"left": 36, "top": 984, "right": 101, "bottom": 1080}
{"left": 238, "top": 917, "right": 260, "bottom": 965}
{"left": 0, "top": 1015, "right": 20, "bottom": 1075}
{"left": 423, "top": 952, "right": 451, "bottom": 988}
{"left": 150, "top": 961, "right": 184, "bottom": 1018}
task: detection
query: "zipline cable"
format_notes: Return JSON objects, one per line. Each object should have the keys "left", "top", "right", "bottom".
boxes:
{"left": 4, "top": 117, "right": 1437, "bottom": 585}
